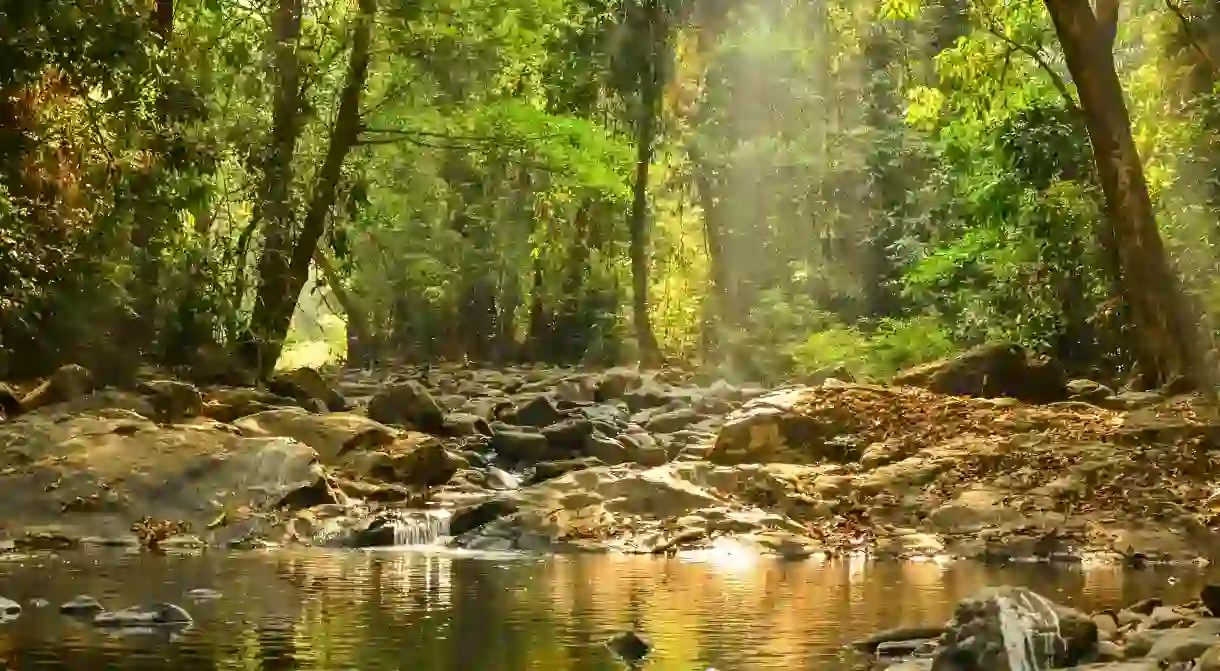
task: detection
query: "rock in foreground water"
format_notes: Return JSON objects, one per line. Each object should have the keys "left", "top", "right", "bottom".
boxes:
{"left": 605, "top": 630, "right": 650, "bottom": 663}
{"left": 857, "top": 585, "right": 1220, "bottom": 671}
{"left": 0, "top": 595, "right": 20, "bottom": 622}
{"left": 935, "top": 586, "right": 1097, "bottom": 670}
{"left": 93, "top": 603, "right": 192, "bottom": 627}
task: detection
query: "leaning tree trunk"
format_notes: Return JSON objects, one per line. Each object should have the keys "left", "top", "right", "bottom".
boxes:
{"left": 240, "top": 0, "right": 305, "bottom": 374}
{"left": 245, "top": 0, "right": 376, "bottom": 377}
{"left": 1043, "top": 0, "right": 1206, "bottom": 391}
{"left": 628, "top": 0, "right": 664, "bottom": 367}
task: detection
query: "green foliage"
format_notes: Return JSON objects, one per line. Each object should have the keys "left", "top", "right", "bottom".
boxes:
{"left": 787, "top": 315, "right": 957, "bottom": 379}
{"left": 4, "top": 0, "right": 1220, "bottom": 382}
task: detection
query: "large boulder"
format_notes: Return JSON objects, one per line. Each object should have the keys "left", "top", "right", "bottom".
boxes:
{"left": 341, "top": 433, "right": 462, "bottom": 487}
{"left": 490, "top": 426, "right": 550, "bottom": 462}
{"left": 706, "top": 389, "right": 859, "bottom": 465}
{"left": 934, "top": 586, "right": 1098, "bottom": 670}
{"left": 268, "top": 367, "right": 347, "bottom": 412}
{"left": 234, "top": 407, "right": 397, "bottom": 462}
{"left": 892, "top": 343, "right": 1067, "bottom": 403}
{"left": 201, "top": 387, "right": 301, "bottom": 423}
{"left": 596, "top": 367, "right": 643, "bottom": 400}
{"left": 19, "top": 364, "right": 96, "bottom": 413}
{"left": 366, "top": 381, "right": 446, "bottom": 433}
{"left": 0, "top": 411, "right": 336, "bottom": 539}
{"left": 136, "top": 379, "right": 204, "bottom": 422}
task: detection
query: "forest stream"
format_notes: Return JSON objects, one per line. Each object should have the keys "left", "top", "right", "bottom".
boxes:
{"left": 5, "top": 347, "right": 1220, "bottom": 668}
{"left": 9, "top": 0, "right": 1220, "bottom": 666}
{"left": 0, "top": 548, "right": 1213, "bottom": 670}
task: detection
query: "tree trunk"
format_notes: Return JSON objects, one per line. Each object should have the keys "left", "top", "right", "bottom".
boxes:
{"left": 524, "top": 257, "right": 551, "bottom": 360}
{"left": 1043, "top": 0, "right": 1206, "bottom": 391}
{"left": 152, "top": 0, "right": 173, "bottom": 42}
{"left": 245, "top": 0, "right": 376, "bottom": 377}
{"left": 240, "top": 0, "right": 305, "bottom": 374}
{"left": 688, "top": 143, "right": 732, "bottom": 355}
{"left": 628, "top": 0, "right": 664, "bottom": 367}
{"left": 440, "top": 154, "right": 498, "bottom": 363}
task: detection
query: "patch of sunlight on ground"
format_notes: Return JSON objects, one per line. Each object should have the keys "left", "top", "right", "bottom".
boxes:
{"left": 276, "top": 314, "right": 348, "bottom": 371}
{"left": 277, "top": 340, "right": 337, "bottom": 370}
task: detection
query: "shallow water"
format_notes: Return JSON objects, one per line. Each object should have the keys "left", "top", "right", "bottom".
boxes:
{"left": 0, "top": 547, "right": 1209, "bottom": 670}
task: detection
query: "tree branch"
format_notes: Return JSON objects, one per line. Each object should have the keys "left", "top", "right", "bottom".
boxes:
{"left": 984, "top": 22, "right": 1080, "bottom": 112}
{"left": 1164, "top": 0, "right": 1217, "bottom": 74}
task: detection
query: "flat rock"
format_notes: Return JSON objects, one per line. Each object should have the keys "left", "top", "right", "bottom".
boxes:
{"left": 0, "top": 412, "right": 334, "bottom": 539}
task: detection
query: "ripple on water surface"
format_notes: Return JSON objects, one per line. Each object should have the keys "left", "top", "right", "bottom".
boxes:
{"left": 0, "top": 548, "right": 1210, "bottom": 670}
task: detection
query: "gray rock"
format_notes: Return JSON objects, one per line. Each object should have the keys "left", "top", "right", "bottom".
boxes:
{"left": 490, "top": 427, "right": 549, "bottom": 462}
{"left": 443, "top": 412, "right": 492, "bottom": 437}
{"left": 619, "top": 432, "right": 669, "bottom": 467}
{"left": 367, "top": 381, "right": 446, "bottom": 432}
{"left": 596, "top": 368, "right": 643, "bottom": 400}
{"left": 1146, "top": 628, "right": 1220, "bottom": 663}
{"left": 851, "top": 626, "right": 948, "bottom": 653}
{"left": 643, "top": 408, "right": 700, "bottom": 434}
{"left": 59, "top": 595, "right": 104, "bottom": 616}
{"left": 1065, "top": 378, "right": 1113, "bottom": 402}
{"left": 1198, "top": 644, "right": 1220, "bottom": 671}
{"left": 1101, "top": 390, "right": 1165, "bottom": 410}
{"left": 136, "top": 379, "right": 204, "bottom": 422}
{"left": 525, "top": 457, "right": 604, "bottom": 486}
{"left": 935, "top": 586, "right": 1097, "bottom": 671}
{"left": 267, "top": 367, "right": 347, "bottom": 412}
{"left": 0, "top": 596, "right": 20, "bottom": 623}
{"left": 509, "top": 396, "right": 564, "bottom": 428}
{"left": 541, "top": 417, "right": 594, "bottom": 455}
{"left": 1148, "top": 606, "right": 1193, "bottom": 629}
{"left": 450, "top": 498, "right": 519, "bottom": 536}
{"left": 93, "top": 603, "right": 192, "bottom": 627}
{"left": 584, "top": 434, "right": 629, "bottom": 465}
{"left": 624, "top": 384, "right": 673, "bottom": 412}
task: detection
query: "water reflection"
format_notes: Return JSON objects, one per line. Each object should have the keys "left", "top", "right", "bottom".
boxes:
{"left": 0, "top": 549, "right": 1209, "bottom": 670}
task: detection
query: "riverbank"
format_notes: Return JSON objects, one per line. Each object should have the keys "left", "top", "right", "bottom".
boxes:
{"left": 1, "top": 350, "right": 1218, "bottom": 563}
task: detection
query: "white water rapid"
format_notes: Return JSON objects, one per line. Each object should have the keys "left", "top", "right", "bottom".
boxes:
{"left": 388, "top": 510, "right": 453, "bottom": 546}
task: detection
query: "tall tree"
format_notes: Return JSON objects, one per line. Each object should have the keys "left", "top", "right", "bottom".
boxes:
{"left": 1042, "top": 0, "right": 1206, "bottom": 390}
{"left": 242, "top": 0, "right": 305, "bottom": 374}
{"left": 627, "top": 0, "right": 665, "bottom": 366}
{"left": 244, "top": 0, "right": 377, "bottom": 376}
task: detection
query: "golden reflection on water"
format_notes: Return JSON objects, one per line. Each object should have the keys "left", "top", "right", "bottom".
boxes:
{"left": 0, "top": 550, "right": 1209, "bottom": 670}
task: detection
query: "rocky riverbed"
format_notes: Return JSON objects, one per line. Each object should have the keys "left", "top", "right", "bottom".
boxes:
{"left": 2, "top": 346, "right": 1220, "bottom": 562}
{"left": 854, "top": 584, "right": 1220, "bottom": 670}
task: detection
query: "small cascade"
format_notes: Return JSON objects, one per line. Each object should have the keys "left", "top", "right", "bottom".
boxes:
{"left": 994, "top": 590, "right": 1063, "bottom": 671}
{"left": 388, "top": 510, "right": 453, "bottom": 546}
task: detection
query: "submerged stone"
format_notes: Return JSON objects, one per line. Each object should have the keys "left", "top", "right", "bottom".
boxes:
{"left": 92, "top": 603, "right": 192, "bottom": 627}
{"left": 605, "top": 630, "right": 650, "bottom": 662}
{"left": 0, "top": 595, "right": 20, "bottom": 623}
{"left": 59, "top": 595, "right": 104, "bottom": 616}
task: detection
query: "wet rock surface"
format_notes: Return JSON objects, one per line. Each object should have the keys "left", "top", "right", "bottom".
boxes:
{"left": 855, "top": 584, "right": 1220, "bottom": 671}
{"left": 2, "top": 591, "right": 196, "bottom": 636}
{"left": 0, "top": 359, "right": 1219, "bottom": 560}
